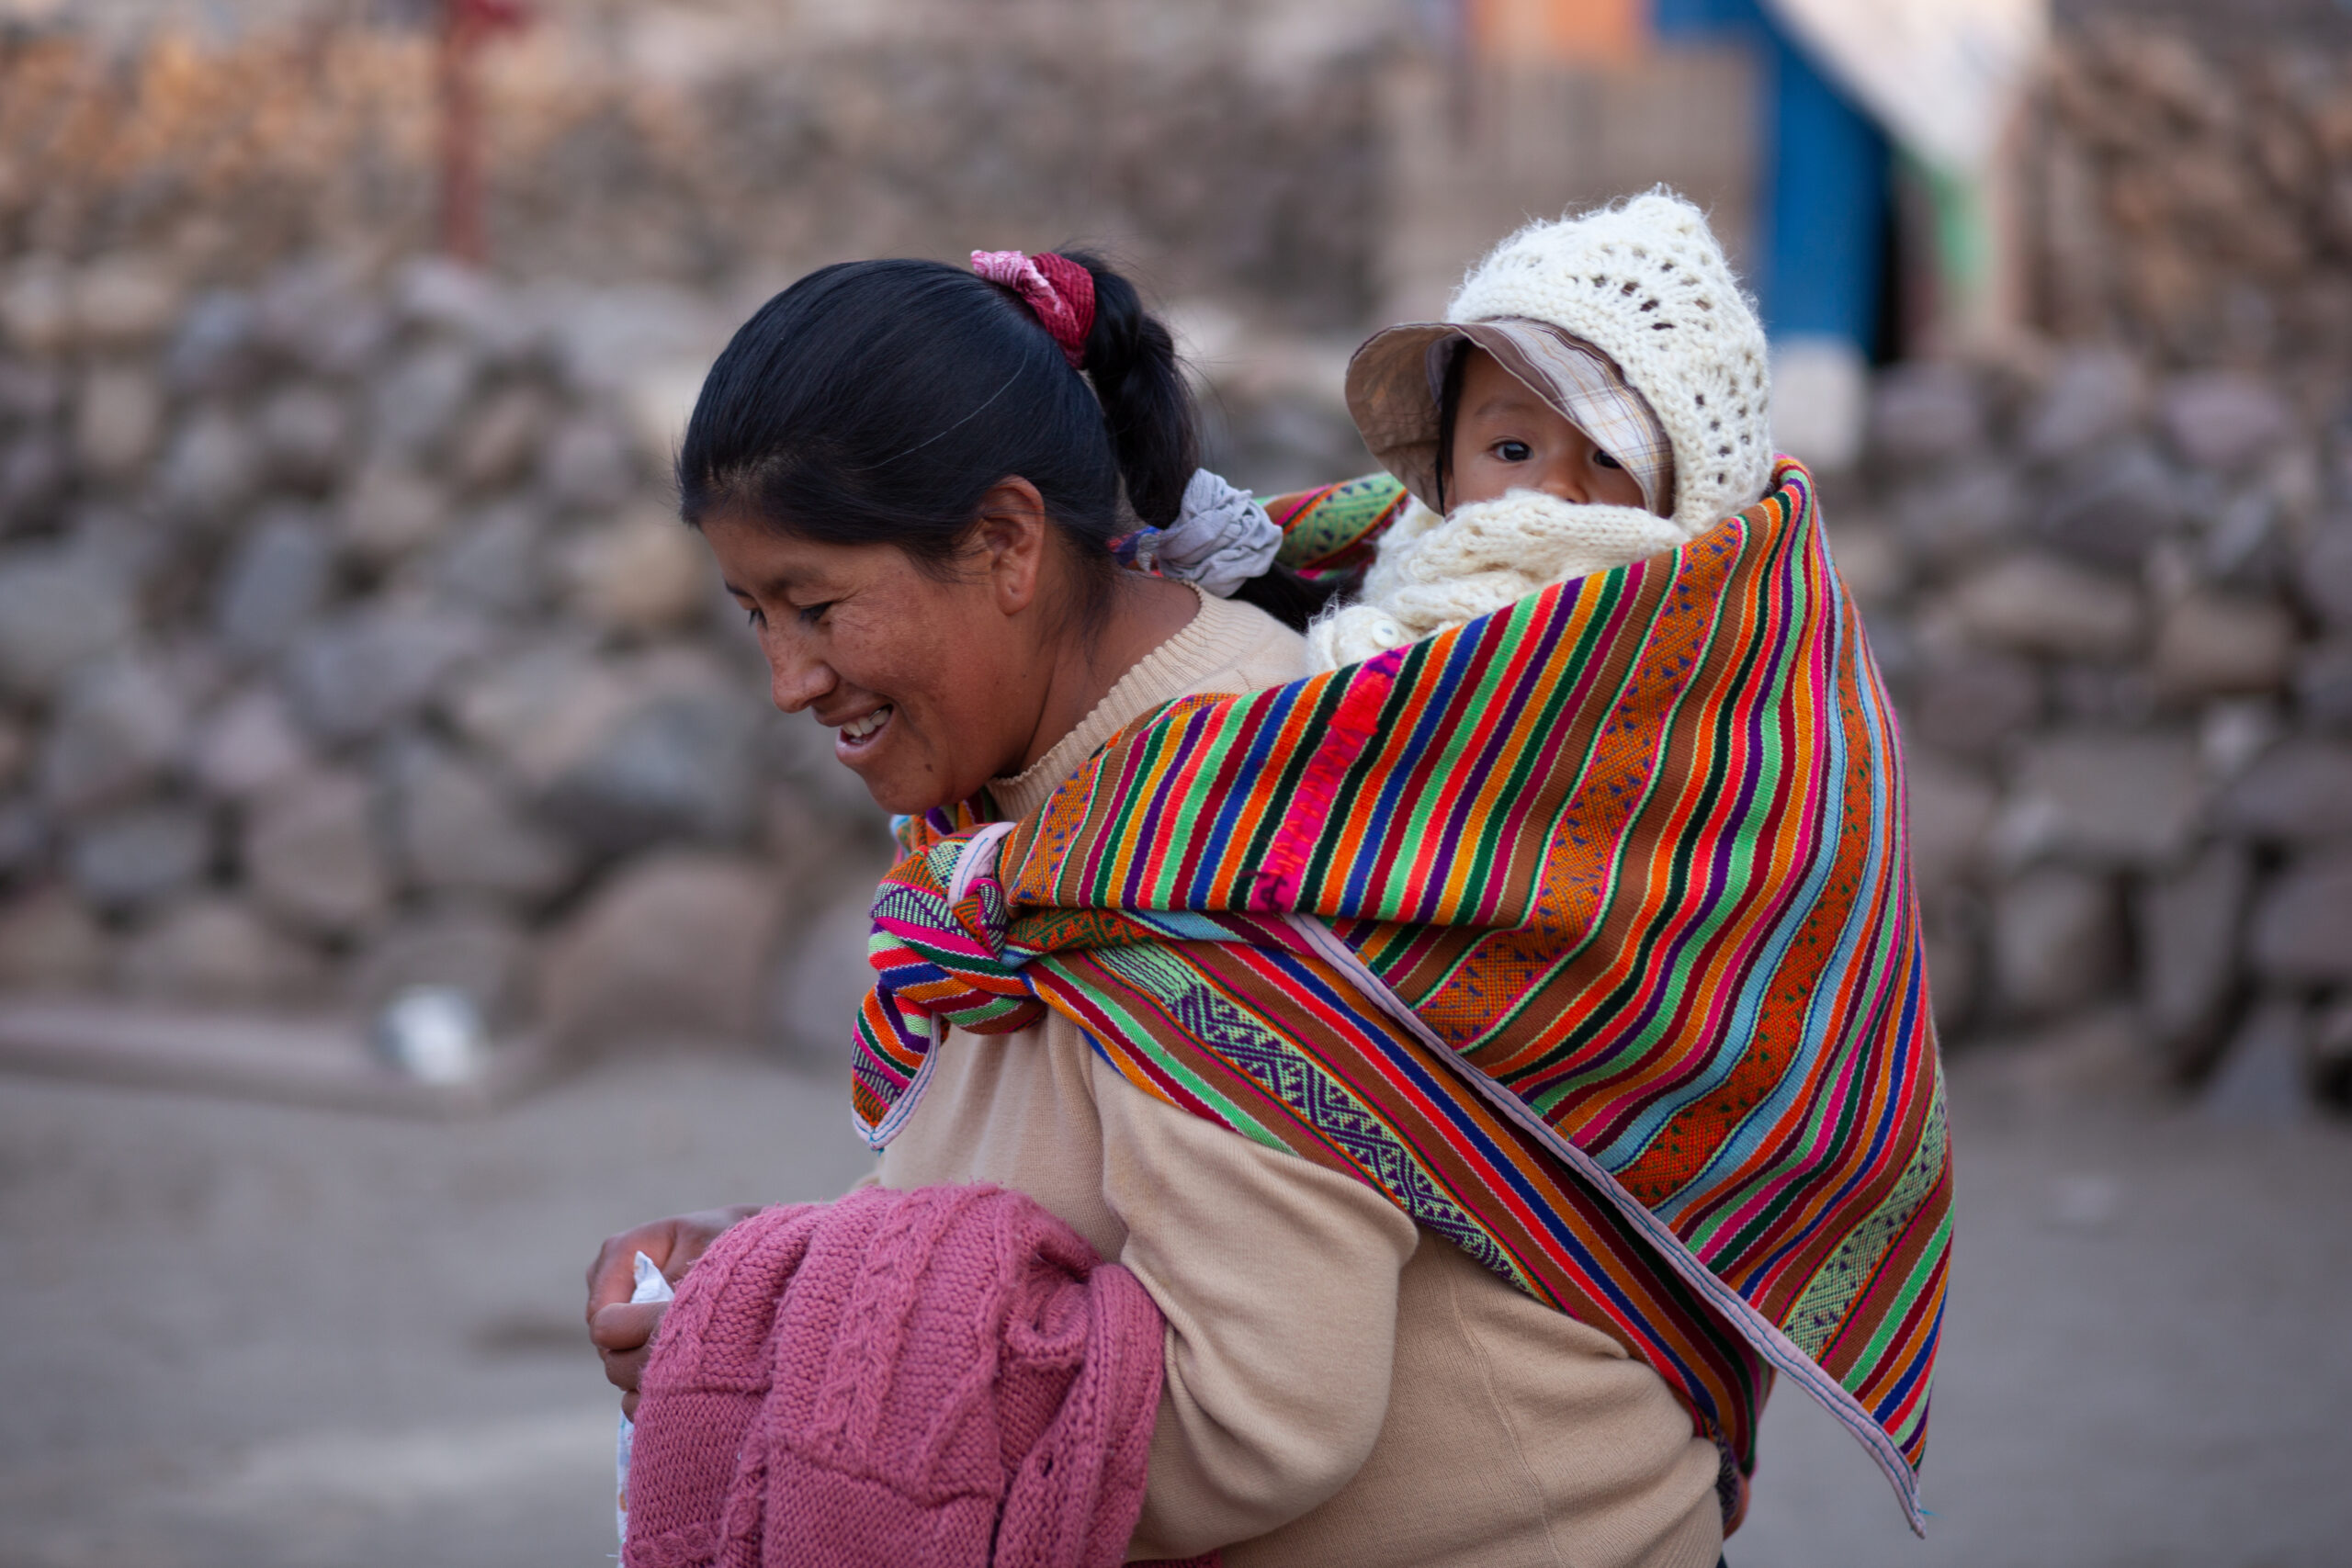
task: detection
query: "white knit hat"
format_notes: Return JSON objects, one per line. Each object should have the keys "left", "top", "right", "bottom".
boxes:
{"left": 1352, "top": 188, "right": 1773, "bottom": 537}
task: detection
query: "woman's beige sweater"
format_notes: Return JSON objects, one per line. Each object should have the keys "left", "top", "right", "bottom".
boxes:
{"left": 873, "top": 586, "right": 1724, "bottom": 1568}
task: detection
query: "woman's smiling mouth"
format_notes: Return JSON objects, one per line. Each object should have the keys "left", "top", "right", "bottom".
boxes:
{"left": 837, "top": 705, "right": 894, "bottom": 753}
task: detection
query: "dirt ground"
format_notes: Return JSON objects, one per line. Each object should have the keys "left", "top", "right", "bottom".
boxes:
{"left": 1, "top": 1043, "right": 2346, "bottom": 1568}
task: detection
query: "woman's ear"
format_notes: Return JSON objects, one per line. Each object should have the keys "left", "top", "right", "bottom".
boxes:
{"left": 971, "top": 477, "right": 1052, "bottom": 615}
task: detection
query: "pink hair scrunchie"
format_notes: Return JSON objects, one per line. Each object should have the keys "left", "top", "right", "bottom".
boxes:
{"left": 971, "top": 250, "right": 1096, "bottom": 368}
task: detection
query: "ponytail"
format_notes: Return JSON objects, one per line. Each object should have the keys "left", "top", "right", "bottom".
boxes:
{"left": 1069, "top": 251, "right": 1195, "bottom": 530}
{"left": 1068, "top": 250, "right": 1335, "bottom": 632}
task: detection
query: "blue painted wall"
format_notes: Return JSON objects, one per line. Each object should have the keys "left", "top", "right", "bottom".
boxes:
{"left": 1652, "top": 0, "right": 1889, "bottom": 350}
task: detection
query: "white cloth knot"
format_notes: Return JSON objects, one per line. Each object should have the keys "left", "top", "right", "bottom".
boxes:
{"left": 1122, "top": 468, "right": 1282, "bottom": 598}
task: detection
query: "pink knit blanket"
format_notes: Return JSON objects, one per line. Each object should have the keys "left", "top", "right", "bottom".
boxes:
{"left": 623, "top": 1183, "right": 1206, "bottom": 1568}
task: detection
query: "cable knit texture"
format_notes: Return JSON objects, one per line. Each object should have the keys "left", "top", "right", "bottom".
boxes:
{"left": 622, "top": 1183, "right": 1208, "bottom": 1568}
{"left": 1446, "top": 189, "right": 1771, "bottom": 537}
{"left": 1306, "top": 490, "right": 1687, "bottom": 669}
{"left": 1311, "top": 189, "right": 1770, "bottom": 671}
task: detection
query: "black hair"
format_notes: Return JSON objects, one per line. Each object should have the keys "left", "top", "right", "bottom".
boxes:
{"left": 1431, "top": 336, "right": 1469, "bottom": 515}
{"left": 677, "top": 251, "right": 1333, "bottom": 631}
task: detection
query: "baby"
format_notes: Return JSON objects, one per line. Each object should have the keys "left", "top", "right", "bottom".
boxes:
{"left": 1310, "top": 189, "right": 1773, "bottom": 669}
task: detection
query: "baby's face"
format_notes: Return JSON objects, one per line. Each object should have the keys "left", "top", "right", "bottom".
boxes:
{"left": 1448, "top": 347, "right": 1646, "bottom": 513}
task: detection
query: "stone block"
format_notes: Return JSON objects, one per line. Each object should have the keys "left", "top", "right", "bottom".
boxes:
{"left": 164, "top": 289, "right": 261, "bottom": 396}
{"left": 432, "top": 502, "right": 546, "bottom": 616}
{"left": 255, "top": 258, "right": 390, "bottom": 378}
{"left": 1918, "top": 891, "right": 1981, "bottom": 1037}
{"left": 2216, "top": 738, "right": 2352, "bottom": 842}
{"left": 1, "top": 264, "right": 74, "bottom": 355}
{"left": 1867, "top": 362, "right": 1985, "bottom": 467}
{"left": 1, "top": 432, "right": 65, "bottom": 530}
{"left": 540, "top": 691, "right": 761, "bottom": 853}
{"left": 0, "top": 356, "right": 62, "bottom": 422}
{"left": 0, "top": 886, "right": 108, "bottom": 992}
{"left": 1894, "top": 466, "right": 2023, "bottom": 566}
{"left": 2157, "top": 371, "right": 2294, "bottom": 471}
{"left": 153, "top": 408, "right": 258, "bottom": 528}
{"left": 2150, "top": 592, "right": 2295, "bottom": 698}
{"left": 283, "top": 603, "right": 486, "bottom": 744}
{"left": 1826, "top": 523, "right": 1904, "bottom": 607}
{"left": 1905, "top": 650, "right": 2040, "bottom": 752}
{"left": 255, "top": 383, "right": 352, "bottom": 491}
{"left": 189, "top": 684, "right": 313, "bottom": 802}
{"left": 386, "top": 742, "right": 579, "bottom": 904}
{"left": 1999, "top": 731, "right": 2204, "bottom": 868}
{"left": 0, "top": 797, "right": 46, "bottom": 882}
{"left": 2021, "top": 349, "right": 2143, "bottom": 461}
{"left": 2038, "top": 442, "right": 2184, "bottom": 569}
{"left": 538, "top": 851, "right": 786, "bottom": 1046}
{"left": 1991, "top": 865, "right": 2120, "bottom": 1020}
{"left": 369, "top": 342, "right": 478, "bottom": 458}
{"left": 1944, "top": 553, "right": 2143, "bottom": 660}
{"left": 242, "top": 769, "right": 391, "bottom": 936}
{"left": 67, "top": 804, "right": 211, "bottom": 911}
{"left": 560, "top": 509, "right": 709, "bottom": 634}
{"left": 73, "top": 259, "right": 181, "bottom": 348}
{"left": 452, "top": 385, "right": 552, "bottom": 492}
{"left": 770, "top": 882, "right": 884, "bottom": 1064}
{"left": 395, "top": 256, "right": 504, "bottom": 339}
{"left": 212, "top": 509, "right": 333, "bottom": 661}
{"left": 2296, "top": 636, "right": 2352, "bottom": 728}
{"left": 74, "top": 366, "right": 162, "bottom": 479}
{"left": 39, "top": 655, "right": 188, "bottom": 815}
{"left": 338, "top": 461, "right": 452, "bottom": 567}
{"left": 350, "top": 903, "right": 531, "bottom": 1027}
{"left": 2133, "top": 840, "right": 2252, "bottom": 1069}
{"left": 2246, "top": 848, "right": 2352, "bottom": 985}
{"left": 118, "top": 897, "right": 322, "bottom": 1006}
{"left": 1905, "top": 749, "right": 1996, "bottom": 896}
{"left": 539, "top": 417, "right": 637, "bottom": 512}
{"left": 443, "top": 640, "right": 637, "bottom": 790}
{"left": 2296, "top": 521, "right": 2352, "bottom": 626}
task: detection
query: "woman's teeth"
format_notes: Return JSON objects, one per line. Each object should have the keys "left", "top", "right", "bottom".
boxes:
{"left": 841, "top": 706, "right": 891, "bottom": 742}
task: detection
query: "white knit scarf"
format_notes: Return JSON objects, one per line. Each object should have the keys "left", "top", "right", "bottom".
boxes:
{"left": 1306, "top": 489, "right": 1692, "bottom": 671}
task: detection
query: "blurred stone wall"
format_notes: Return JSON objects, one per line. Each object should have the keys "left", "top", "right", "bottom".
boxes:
{"left": 2024, "top": 7, "right": 2352, "bottom": 381}
{"left": 0, "top": 3, "right": 1391, "bottom": 327}
{"left": 0, "top": 248, "right": 899, "bottom": 1055}
{"left": 1836, "top": 349, "right": 2351, "bottom": 1110}
{"left": 0, "top": 4, "right": 1397, "bottom": 1058}
{"left": 5, "top": 2, "right": 2351, "bottom": 1111}
{"left": 1882, "top": 4, "right": 2352, "bottom": 1111}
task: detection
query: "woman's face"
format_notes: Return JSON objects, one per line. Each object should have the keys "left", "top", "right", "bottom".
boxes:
{"left": 1448, "top": 346, "right": 1647, "bottom": 513}
{"left": 701, "top": 483, "right": 1065, "bottom": 814}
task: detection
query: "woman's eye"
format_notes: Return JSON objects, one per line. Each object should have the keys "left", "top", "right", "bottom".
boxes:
{"left": 795, "top": 602, "right": 832, "bottom": 626}
{"left": 1593, "top": 449, "right": 1624, "bottom": 470}
{"left": 1495, "top": 440, "right": 1532, "bottom": 462}
{"left": 741, "top": 605, "right": 766, "bottom": 630}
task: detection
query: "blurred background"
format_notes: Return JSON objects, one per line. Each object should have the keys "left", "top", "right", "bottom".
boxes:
{"left": 0, "top": 0, "right": 2347, "bottom": 1564}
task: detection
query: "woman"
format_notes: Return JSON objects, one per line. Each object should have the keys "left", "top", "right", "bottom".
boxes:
{"left": 585, "top": 250, "right": 1730, "bottom": 1566}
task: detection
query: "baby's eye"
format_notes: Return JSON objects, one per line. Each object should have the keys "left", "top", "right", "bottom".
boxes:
{"left": 1493, "top": 440, "right": 1532, "bottom": 463}
{"left": 1593, "top": 449, "right": 1624, "bottom": 470}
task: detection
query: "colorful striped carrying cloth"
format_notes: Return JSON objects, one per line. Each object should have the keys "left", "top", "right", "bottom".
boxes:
{"left": 854, "top": 459, "right": 1950, "bottom": 1533}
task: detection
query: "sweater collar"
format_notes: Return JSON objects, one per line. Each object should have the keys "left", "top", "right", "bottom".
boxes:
{"left": 987, "top": 584, "right": 1263, "bottom": 821}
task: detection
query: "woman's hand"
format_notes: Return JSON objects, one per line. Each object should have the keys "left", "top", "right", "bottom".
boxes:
{"left": 584, "top": 1205, "right": 761, "bottom": 1416}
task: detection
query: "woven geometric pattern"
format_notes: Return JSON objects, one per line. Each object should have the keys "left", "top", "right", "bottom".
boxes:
{"left": 856, "top": 461, "right": 1949, "bottom": 1534}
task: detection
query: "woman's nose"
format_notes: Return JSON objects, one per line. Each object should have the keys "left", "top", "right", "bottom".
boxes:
{"left": 765, "top": 637, "right": 835, "bottom": 714}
